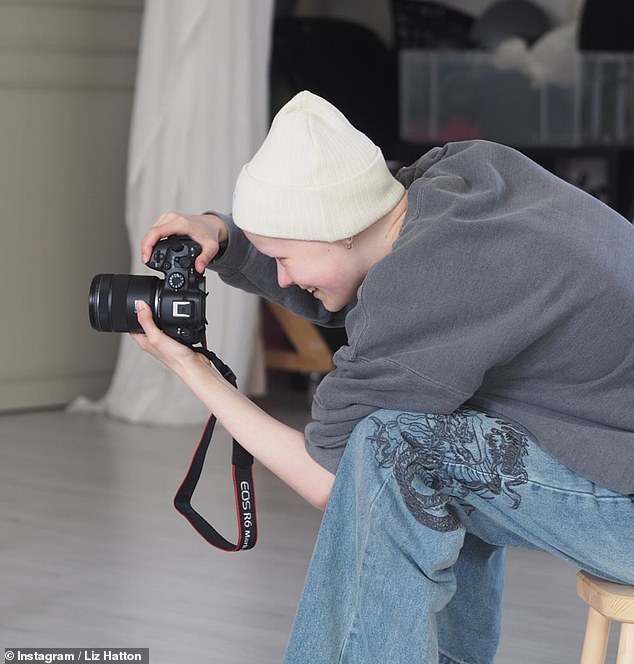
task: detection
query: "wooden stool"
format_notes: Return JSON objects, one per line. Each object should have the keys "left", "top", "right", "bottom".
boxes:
{"left": 576, "top": 570, "right": 634, "bottom": 664}
{"left": 263, "top": 301, "right": 334, "bottom": 375}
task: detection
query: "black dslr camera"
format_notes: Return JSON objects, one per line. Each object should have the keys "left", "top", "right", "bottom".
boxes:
{"left": 89, "top": 236, "right": 207, "bottom": 345}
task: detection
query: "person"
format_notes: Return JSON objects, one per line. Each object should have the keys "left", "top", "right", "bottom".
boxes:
{"left": 132, "top": 90, "right": 634, "bottom": 663}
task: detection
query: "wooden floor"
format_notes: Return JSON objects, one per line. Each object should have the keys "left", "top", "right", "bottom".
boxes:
{"left": 0, "top": 380, "right": 618, "bottom": 663}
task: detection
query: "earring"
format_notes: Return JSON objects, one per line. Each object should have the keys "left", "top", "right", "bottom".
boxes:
{"left": 344, "top": 236, "right": 354, "bottom": 250}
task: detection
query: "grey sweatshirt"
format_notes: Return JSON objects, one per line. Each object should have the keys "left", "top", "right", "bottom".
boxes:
{"left": 212, "top": 140, "right": 634, "bottom": 495}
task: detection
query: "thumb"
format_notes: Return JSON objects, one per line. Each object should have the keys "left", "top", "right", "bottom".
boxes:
{"left": 134, "top": 300, "right": 155, "bottom": 332}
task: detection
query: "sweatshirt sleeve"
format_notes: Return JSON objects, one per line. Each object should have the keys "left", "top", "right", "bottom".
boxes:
{"left": 208, "top": 212, "right": 348, "bottom": 328}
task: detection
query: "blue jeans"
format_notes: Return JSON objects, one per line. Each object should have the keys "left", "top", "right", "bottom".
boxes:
{"left": 283, "top": 408, "right": 634, "bottom": 664}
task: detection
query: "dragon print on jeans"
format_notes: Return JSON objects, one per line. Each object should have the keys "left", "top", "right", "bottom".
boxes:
{"left": 367, "top": 409, "right": 530, "bottom": 532}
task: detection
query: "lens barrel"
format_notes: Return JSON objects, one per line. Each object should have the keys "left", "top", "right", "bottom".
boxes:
{"left": 89, "top": 274, "right": 159, "bottom": 333}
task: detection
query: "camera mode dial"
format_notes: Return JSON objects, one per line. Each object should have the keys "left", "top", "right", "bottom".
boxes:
{"left": 168, "top": 272, "right": 186, "bottom": 290}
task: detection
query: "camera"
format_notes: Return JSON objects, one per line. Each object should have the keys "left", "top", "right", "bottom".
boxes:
{"left": 89, "top": 235, "right": 207, "bottom": 345}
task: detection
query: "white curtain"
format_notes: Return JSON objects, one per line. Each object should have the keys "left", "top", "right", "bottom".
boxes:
{"left": 87, "top": 0, "right": 272, "bottom": 424}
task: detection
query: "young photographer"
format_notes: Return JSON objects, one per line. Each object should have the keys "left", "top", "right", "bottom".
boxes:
{"left": 132, "top": 91, "right": 634, "bottom": 664}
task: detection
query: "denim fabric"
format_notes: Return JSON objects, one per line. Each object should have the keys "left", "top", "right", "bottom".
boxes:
{"left": 283, "top": 408, "right": 634, "bottom": 664}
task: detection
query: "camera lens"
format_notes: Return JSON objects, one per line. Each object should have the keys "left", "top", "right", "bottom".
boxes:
{"left": 89, "top": 274, "right": 160, "bottom": 333}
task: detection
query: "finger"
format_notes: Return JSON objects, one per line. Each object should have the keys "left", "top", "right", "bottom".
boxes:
{"left": 195, "top": 244, "right": 218, "bottom": 273}
{"left": 140, "top": 212, "right": 221, "bottom": 272}
{"left": 141, "top": 228, "right": 165, "bottom": 263}
{"left": 141, "top": 213, "right": 186, "bottom": 263}
{"left": 134, "top": 300, "right": 159, "bottom": 337}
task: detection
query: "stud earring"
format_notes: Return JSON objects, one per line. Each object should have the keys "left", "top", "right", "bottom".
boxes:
{"left": 344, "top": 236, "right": 354, "bottom": 250}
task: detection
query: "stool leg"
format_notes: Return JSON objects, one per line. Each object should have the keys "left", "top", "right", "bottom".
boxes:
{"left": 616, "top": 622, "right": 634, "bottom": 664}
{"left": 580, "top": 607, "right": 611, "bottom": 664}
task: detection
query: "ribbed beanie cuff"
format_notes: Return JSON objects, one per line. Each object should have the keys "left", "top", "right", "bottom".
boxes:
{"left": 232, "top": 91, "right": 404, "bottom": 241}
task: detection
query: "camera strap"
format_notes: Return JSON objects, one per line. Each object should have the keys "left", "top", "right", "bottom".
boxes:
{"left": 173, "top": 347, "right": 257, "bottom": 551}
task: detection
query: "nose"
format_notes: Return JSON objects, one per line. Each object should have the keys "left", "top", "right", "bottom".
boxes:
{"left": 276, "top": 260, "right": 293, "bottom": 288}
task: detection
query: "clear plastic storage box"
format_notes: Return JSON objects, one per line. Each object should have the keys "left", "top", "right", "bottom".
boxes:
{"left": 399, "top": 50, "right": 634, "bottom": 147}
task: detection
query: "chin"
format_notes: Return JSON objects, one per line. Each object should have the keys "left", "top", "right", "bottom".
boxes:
{"left": 322, "top": 299, "right": 346, "bottom": 313}
{"left": 317, "top": 288, "right": 355, "bottom": 312}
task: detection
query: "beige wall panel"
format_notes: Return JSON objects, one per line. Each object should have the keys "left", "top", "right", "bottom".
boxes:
{"left": 0, "top": 1, "right": 142, "bottom": 410}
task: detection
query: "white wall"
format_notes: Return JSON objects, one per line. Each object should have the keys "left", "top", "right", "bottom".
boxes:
{"left": 0, "top": 0, "right": 143, "bottom": 411}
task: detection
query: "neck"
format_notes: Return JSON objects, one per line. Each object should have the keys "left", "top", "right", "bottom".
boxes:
{"left": 352, "top": 193, "right": 408, "bottom": 275}
{"left": 364, "top": 193, "right": 408, "bottom": 259}
{"left": 383, "top": 193, "right": 408, "bottom": 246}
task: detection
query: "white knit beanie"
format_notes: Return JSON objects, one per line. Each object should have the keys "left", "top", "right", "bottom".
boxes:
{"left": 232, "top": 91, "right": 405, "bottom": 242}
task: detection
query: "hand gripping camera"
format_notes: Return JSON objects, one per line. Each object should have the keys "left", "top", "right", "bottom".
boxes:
{"left": 89, "top": 235, "right": 207, "bottom": 345}
{"left": 88, "top": 235, "right": 257, "bottom": 552}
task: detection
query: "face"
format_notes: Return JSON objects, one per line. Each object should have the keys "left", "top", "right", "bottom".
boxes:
{"left": 245, "top": 232, "right": 365, "bottom": 312}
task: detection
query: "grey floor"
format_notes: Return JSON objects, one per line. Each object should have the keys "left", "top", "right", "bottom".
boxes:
{"left": 0, "top": 379, "right": 616, "bottom": 663}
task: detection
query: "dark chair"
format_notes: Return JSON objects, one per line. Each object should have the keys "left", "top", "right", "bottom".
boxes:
{"left": 271, "top": 16, "right": 398, "bottom": 160}
{"left": 577, "top": 0, "right": 634, "bottom": 51}
{"left": 389, "top": 0, "right": 475, "bottom": 50}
